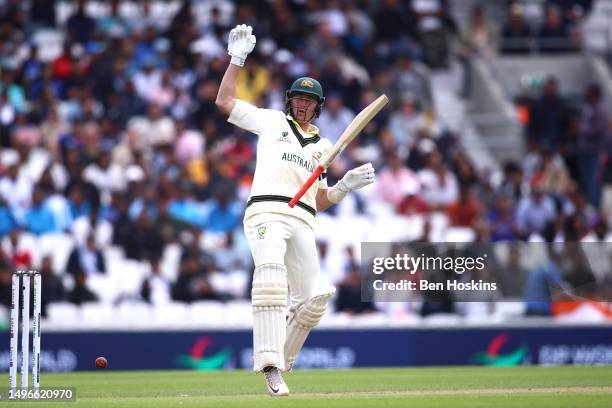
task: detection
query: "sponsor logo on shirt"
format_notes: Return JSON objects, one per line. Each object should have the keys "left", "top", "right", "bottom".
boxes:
{"left": 277, "top": 131, "right": 291, "bottom": 143}
{"left": 257, "top": 226, "right": 266, "bottom": 239}
{"left": 281, "top": 152, "right": 315, "bottom": 173}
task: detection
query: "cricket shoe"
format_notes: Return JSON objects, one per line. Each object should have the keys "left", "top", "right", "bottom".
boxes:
{"left": 263, "top": 366, "right": 289, "bottom": 396}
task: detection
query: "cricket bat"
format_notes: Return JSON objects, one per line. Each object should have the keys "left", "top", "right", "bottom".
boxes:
{"left": 288, "top": 94, "right": 388, "bottom": 208}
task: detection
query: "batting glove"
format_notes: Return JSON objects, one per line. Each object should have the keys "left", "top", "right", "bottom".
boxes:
{"left": 227, "top": 24, "right": 256, "bottom": 67}
{"left": 327, "top": 163, "right": 375, "bottom": 203}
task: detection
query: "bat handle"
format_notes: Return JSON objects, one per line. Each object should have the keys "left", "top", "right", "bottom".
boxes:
{"left": 288, "top": 166, "right": 325, "bottom": 208}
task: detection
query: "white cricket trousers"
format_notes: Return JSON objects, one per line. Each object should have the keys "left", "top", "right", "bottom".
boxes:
{"left": 244, "top": 212, "right": 320, "bottom": 309}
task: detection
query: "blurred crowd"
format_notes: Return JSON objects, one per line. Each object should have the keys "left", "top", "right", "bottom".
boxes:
{"left": 0, "top": 0, "right": 609, "bottom": 319}
{"left": 457, "top": 0, "right": 593, "bottom": 57}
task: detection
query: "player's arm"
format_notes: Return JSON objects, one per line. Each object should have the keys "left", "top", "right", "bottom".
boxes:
{"left": 316, "top": 188, "right": 334, "bottom": 212}
{"left": 215, "top": 24, "right": 256, "bottom": 116}
{"left": 315, "top": 163, "right": 375, "bottom": 211}
{"left": 215, "top": 64, "right": 240, "bottom": 115}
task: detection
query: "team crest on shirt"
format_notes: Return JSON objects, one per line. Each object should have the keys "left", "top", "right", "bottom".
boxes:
{"left": 277, "top": 131, "right": 291, "bottom": 143}
{"left": 312, "top": 151, "right": 322, "bottom": 162}
{"left": 257, "top": 226, "right": 266, "bottom": 239}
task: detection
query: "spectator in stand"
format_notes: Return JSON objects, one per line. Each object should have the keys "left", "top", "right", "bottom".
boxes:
{"left": 172, "top": 254, "right": 222, "bottom": 302}
{"left": 537, "top": 5, "right": 574, "bottom": 53}
{"left": 388, "top": 94, "right": 421, "bottom": 152}
{"left": 140, "top": 256, "right": 171, "bottom": 305}
{"left": 0, "top": 197, "right": 16, "bottom": 236}
{"left": 0, "top": 161, "right": 32, "bottom": 216}
{"left": 212, "top": 132, "right": 254, "bottom": 180}
{"left": 39, "top": 107, "right": 70, "bottom": 160}
{"left": 83, "top": 143, "right": 125, "bottom": 206}
{"left": 392, "top": 55, "right": 432, "bottom": 110}
{"left": 528, "top": 77, "right": 569, "bottom": 151}
{"left": 538, "top": 148, "right": 572, "bottom": 202}
{"left": 66, "top": 232, "right": 106, "bottom": 276}
{"left": 66, "top": 184, "right": 92, "bottom": 221}
{"left": 97, "top": 0, "right": 130, "bottom": 39}
{"left": 0, "top": 260, "right": 12, "bottom": 307}
{"left": 72, "top": 203, "right": 112, "bottom": 247}
{"left": 377, "top": 151, "right": 420, "bottom": 209}
{"left": 121, "top": 208, "right": 164, "bottom": 261}
{"left": 458, "top": 5, "right": 498, "bottom": 98}
{"left": 417, "top": 150, "right": 459, "bottom": 210}
{"left": 516, "top": 176, "right": 557, "bottom": 239}
{"left": 409, "top": 0, "right": 453, "bottom": 68}
{"left": 374, "top": 0, "right": 412, "bottom": 44}
{"left": 132, "top": 55, "right": 162, "bottom": 103}
{"left": 127, "top": 103, "right": 175, "bottom": 151}
{"left": 128, "top": 183, "right": 159, "bottom": 221}
{"left": 568, "top": 188, "right": 599, "bottom": 228}
{"left": 0, "top": 65, "right": 27, "bottom": 113}
{"left": 487, "top": 194, "right": 520, "bottom": 242}
{"left": 40, "top": 255, "right": 66, "bottom": 317}
{"left": 64, "top": 160, "right": 101, "bottom": 211}
{"left": 446, "top": 185, "right": 484, "bottom": 228}
{"left": 69, "top": 270, "right": 98, "bottom": 305}
{"left": 416, "top": 109, "right": 443, "bottom": 140}
{"left": 460, "top": 5, "right": 497, "bottom": 58}
{"left": 66, "top": 0, "right": 96, "bottom": 45}
{"left": 498, "top": 161, "right": 526, "bottom": 203}
{"left": 30, "top": 0, "right": 57, "bottom": 28}
{"left": 453, "top": 152, "right": 480, "bottom": 189}
{"left": 2, "top": 228, "right": 32, "bottom": 269}
{"left": 406, "top": 132, "right": 436, "bottom": 171}
{"left": 202, "top": 184, "right": 242, "bottom": 233}
{"left": 577, "top": 84, "right": 609, "bottom": 208}
{"left": 0, "top": 90, "right": 16, "bottom": 147}
{"left": 24, "top": 185, "right": 57, "bottom": 234}
{"left": 22, "top": 45, "right": 46, "bottom": 103}
{"left": 501, "top": 4, "right": 531, "bottom": 54}
{"left": 315, "top": 93, "right": 354, "bottom": 144}
{"left": 335, "top": 248, "right": 376, "bottom": 314}
{"left": 235, "top": 57, "right": 271, "bottom": 105}
{"left": 493, "top": 244, "right": 527, "bottom": 297}
{"left": 167, "top": 183, "right": 205, "bottom": 227}
{"left": 153, "top": 199, "right": 189, "bottom": 244}
{"left": 397, "top": 180, "right": 428, "bottom": 216}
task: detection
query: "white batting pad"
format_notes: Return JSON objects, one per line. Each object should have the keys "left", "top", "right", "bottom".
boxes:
{"left": 284, "top": 286, "right": 336, "bottom": 371}
{"left": 252, "top": 263, "right": 288, "bottom": 372}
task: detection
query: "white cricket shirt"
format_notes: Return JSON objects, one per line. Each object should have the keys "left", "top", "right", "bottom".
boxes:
{"left": 228, "top": 100, "right": 332, "bottom": 227}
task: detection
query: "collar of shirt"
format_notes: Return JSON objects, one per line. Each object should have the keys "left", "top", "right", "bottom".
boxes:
{"left": 286, "top": 114, "right": 319, "bottom": 137}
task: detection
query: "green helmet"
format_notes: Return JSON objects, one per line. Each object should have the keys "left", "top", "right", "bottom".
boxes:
{"left": 285, "top": 77, "right": 325, "bottom": 118}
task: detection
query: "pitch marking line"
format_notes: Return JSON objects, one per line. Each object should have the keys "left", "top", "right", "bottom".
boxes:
{"left": 289, "top": 386, "right": 612, "bottom": 398}
{"left": 186, "top": 386, "right": 612, "bottom": 399}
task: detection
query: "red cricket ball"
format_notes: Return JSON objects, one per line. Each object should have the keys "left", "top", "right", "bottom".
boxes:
{"left": 95, "top": 356, "right": 108, "bottom": 369}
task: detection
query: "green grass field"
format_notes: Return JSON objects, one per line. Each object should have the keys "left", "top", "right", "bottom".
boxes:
{"left": 12, "top": 366, "right": 612, "bottom": 407}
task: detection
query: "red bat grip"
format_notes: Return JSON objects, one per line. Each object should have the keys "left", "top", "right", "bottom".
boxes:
{"left": 288, "top": 165, "right": 325, "bottom": 208}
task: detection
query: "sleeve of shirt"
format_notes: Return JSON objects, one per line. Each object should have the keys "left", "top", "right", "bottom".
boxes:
{"left": 227, "top": 100, "right": 265, "bottom": 135}
{"left": 318, "top": 170, "right": 328, "bottom": 189}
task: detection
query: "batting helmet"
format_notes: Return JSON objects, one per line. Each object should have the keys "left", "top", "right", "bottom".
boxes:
{"left": 285, "top": 77, "right": 325, "bottom": 118}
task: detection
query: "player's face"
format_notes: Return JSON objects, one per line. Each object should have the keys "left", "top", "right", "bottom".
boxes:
{"left": 290, "top": 94, "right": 318, "bottom": 123}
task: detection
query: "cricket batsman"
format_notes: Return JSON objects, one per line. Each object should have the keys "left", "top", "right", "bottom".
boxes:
{"left": 215, "top": 24, "right": 375, "bottom": 396}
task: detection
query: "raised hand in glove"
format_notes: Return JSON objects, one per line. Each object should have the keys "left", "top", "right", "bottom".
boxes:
{"left": 227, "top": 24, "right": 256, "bottom": 67}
